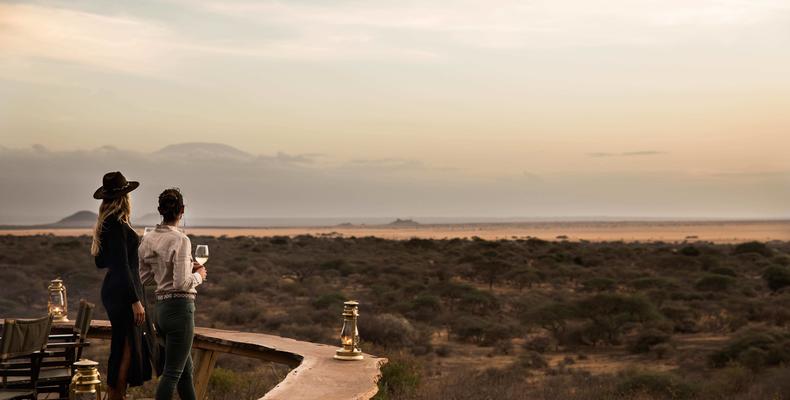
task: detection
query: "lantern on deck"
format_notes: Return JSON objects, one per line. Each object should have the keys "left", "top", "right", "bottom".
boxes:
{"left": 334, "top": 300, "right": 363, "bottom": 361}
{"left": 48, "top": 278, "right": 69, "bottom": 322}
{"left": 69, "top": 359, "right": 102, "bottom": 400}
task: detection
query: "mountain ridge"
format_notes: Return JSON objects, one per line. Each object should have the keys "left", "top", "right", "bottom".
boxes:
{"left": 154, "top": 142, "right": 253, "bottom": 159}
{"left": 2, "top": 209, "right": 788, "bottom": 230}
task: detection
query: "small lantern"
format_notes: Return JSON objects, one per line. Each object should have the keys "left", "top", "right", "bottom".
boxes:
{"left": 69, "top": 359, "right": 102, "bottom": 400}
{"left": 48, "top": 278, "right": 69, "bottom": 322}
{"left": 334, "top": 300, "right": 363, "bottom": 361}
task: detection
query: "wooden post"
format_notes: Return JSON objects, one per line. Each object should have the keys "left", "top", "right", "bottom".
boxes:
{"left": 192, "top": 348, "right": 217, "bottom": 400}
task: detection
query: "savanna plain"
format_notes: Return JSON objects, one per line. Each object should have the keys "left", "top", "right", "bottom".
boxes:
{"left": 2, "top": 231, "right": 790, "bottom": 399}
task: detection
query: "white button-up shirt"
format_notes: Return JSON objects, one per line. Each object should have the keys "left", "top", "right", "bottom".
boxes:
{"left": 139, "top": 225, "right": 203, "bottom": 295}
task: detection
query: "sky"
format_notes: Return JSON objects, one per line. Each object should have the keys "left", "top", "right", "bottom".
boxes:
{"left": 1, "top": 0, "right": 789, "bottom": 222}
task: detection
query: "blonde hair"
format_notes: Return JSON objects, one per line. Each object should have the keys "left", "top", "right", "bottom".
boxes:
{"left": 91, "top": 194, "right": 132, "bottom": 256}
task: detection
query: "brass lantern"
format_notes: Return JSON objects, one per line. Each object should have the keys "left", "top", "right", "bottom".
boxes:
{"left": 334, "top": 300, "right": 363, "bottom": 361}
{"left": 69, "top": 359, "right": 102, "bottom": 400}
{"left": 48, "top": 278, "right": 69, "bottom": 322}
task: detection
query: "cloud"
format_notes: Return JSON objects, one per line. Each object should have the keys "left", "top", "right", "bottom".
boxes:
{"left": 0, "top": 143, "right": 458, "bottom": 221}
{"left": 264, "top": 152, "right": 324, "bottom": 164}
{"left": 0, "top": 1, "right": 441, "bottom": 81}
{"left": 3, "top": 0, "right": 789, "bottom": 81}
{"left": 587, "top": 152, "right": 615, "bottom": 158}
{"left": 622, "top": 151, "right": 667, "bottom": 157}
{"left": 0, "top": 3, "right": 176, "bottom": 76}
{"left": 587, "top": 151, "right": 667, "bottom": 158}
{"left": 196, "top": 0, "right": 790, "bottom": 50}
{"left": 709, "top": 170, "right": 790, "bottom": 180}
{"left": 0, "top": 143, "right": 787, "bottom": 222}
{"left": 348, "top": 158, "right": 426, "bottom": 169}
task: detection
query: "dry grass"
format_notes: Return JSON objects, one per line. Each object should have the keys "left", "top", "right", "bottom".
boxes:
{"left": 3, "top": 219, "right": 790, "bottom": 243}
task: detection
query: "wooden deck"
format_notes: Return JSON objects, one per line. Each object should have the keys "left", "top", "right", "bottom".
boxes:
{"left": 54, "top": 320, "right": 387, "bottom": 400}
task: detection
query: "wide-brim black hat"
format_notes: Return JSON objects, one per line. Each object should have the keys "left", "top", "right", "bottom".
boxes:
{"left": 93, "top": 171, "right": 139, "bottom": 200}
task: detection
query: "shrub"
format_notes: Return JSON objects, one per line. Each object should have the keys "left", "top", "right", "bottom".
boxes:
{"left": 523, "top": 335, "right": 553, "bottom": 353}
{"left": 580, "top": 278, "right": 616, "bottom": 292}
{"left": 319, "top": 258, "right": 347, "bottom": 271}
{"left": 679, "top": 245, "right": 700, "bottom": 257}
{"left": 654, "top": 254, "right": 695, "bottom": 270}
{"left": 700, "top": 365, "right": 754, "bottom": 397}
{"left": 699, "top": 254, "right": 722, "bottom": 271}
{"left": 373, "top": 355, "right": 421, "bottom": 400}
{"left": 628, "top": 328, "right": 671, "bottom": 354}
{"left": 710, "top": 266, "right": 737, "bottom": 277}
{"left": 52, "top": 239, "right": 83, "bottom": 249}
{"left": 310, "top": 291, "right": 347, "bottom": 310}
{"left": 738, "top": 347, "right": 768, "bottom": 371}
{"left": 573, "top": 255, "right": 603, "bottom": 267}
{"left": 360, "top": 313, "right": 418, "bottom": 348}
{"left": 526, "top": 237, "right": 549, "bottom": 246}
{"left": 615, "top": 371, "right": 697, "bottom": 399}
{"left": 481, "top": 323, "right": 517, "bottom": 346}
{"left": 209, "top": 367, "right": 240, "bottom": 394}
{"left": 492, "top": 339, "right": 513, "bottom": 355}
{"left": 734, "top": 241, "right": 771, "bottom": 257}
{"left": 447, "top": 315, "right": 482, "bottom": 343}
{"left": 763, "top": 265, "right": 790, "bottom": 292}
{"left": 205, "top": 366, "right": 279, "bottom": 400}
{"left": 660, "top": 305, "right": 698, "bottom": 333}
{"left": 435, "top": 281, "right": 499, "bottom": 314}
{"left": 269, "top": 236, "right": 290, "bottom": 245}
{"left": 414, "top": 367, "right": 532, "bottom": 400}
{"left": 695, "top": 274, "right": 736, "bottom": 291}
{"left": 709, "top": 326, "right": 790, "bottom": 368}
{"left": 518, "top": 351, "right": 548, "bottom": 369}
{"left": 404, "top": 237, "right": 435, "bottom": 249}
{"left": 405, "top": 294, "right": 442, "bottom": 321}
{"left": 630, "top": 277, "right": 675, "bottom": 290}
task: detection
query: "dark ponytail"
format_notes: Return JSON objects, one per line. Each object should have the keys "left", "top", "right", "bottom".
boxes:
{"left": 158, "top": 188, "right": 184, "bottom": 223}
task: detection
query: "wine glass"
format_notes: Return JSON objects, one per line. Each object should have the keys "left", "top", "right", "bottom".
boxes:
{"left": 194, "top": 245, "right": 209, "bottom": 281}
{"left": 195, "top": 245, "right": 209, "bottom": 265}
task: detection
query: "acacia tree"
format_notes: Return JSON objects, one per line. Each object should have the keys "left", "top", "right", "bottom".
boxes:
{"left": 474, "top": 260, "right": 513, "bottom": 290}
{"left": 575, "top": 294, "right": 659, "bottom": 345}
{"left": 523, "top": 302, "right": 577, "bottom": 344}
{"left": 507, "top": 266, "right": 543, "bottom": 291}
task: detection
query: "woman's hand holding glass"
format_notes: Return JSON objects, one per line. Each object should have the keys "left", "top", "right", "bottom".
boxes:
{"left": 193, "top": 262, "right": 207, "bottom": 281}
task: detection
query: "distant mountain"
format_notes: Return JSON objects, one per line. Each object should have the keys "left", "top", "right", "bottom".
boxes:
{"left": 53, "top": 210, "right": 98, "bottom": 227}
{"left": 137, "top": 213, "right": 161, "bottom": 226}
{"left": 154, "top": 143, "right": 253, "bottom": 160}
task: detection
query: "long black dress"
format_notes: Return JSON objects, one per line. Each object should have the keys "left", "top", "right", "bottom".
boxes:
{"left": 95, "top": 216, "right": 152, "bottom": 388}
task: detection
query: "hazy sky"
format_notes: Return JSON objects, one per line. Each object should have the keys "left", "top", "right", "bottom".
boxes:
{"left": 1, "top": 0, "right": 789, "bottom": 221}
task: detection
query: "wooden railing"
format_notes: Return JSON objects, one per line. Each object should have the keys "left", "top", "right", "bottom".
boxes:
{"left": 59, "top": 320, "right": 386, "bottom": 400}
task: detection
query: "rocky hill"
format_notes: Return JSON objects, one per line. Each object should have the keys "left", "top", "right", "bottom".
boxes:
{"left": 53, "top": 210, "right": 98, "bottom": 227}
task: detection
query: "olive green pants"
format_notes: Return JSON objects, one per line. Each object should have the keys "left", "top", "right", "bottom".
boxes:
{"left": 155, "top": 299, "right": 196, "bottom": 400}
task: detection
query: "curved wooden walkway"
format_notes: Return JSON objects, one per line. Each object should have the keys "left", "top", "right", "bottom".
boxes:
{"left": 60, "top": 320, "right": 386, "bottom": 400}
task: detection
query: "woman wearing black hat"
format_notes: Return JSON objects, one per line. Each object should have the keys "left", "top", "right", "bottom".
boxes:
{"left": 92, "top": 171, "right": 152, "bottom": 399}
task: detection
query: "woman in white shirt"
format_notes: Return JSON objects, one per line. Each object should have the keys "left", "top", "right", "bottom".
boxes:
{"left": 139, "top": 188, "right": 207, "bottom": 400}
